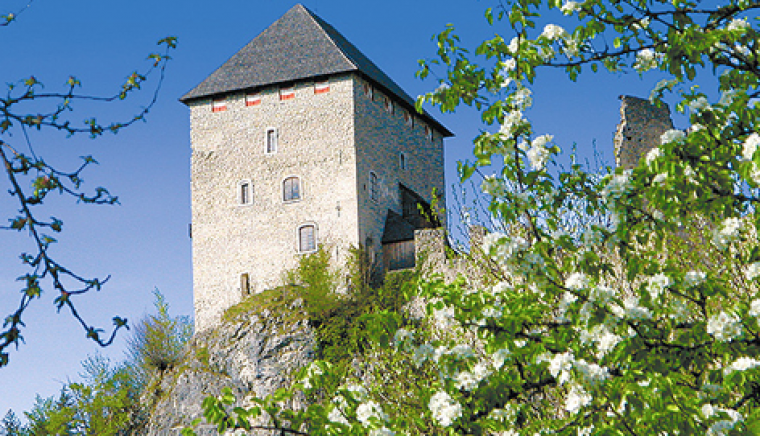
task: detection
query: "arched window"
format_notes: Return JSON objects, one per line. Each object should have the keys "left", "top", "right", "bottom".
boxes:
{"left": 298, "top": 224, "right": 317, "bottom": 253}
{"left": 283, "top": 176, "right": 301, "bottom": 202}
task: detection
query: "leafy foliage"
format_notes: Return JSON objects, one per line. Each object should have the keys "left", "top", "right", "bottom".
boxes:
{"left": 189, "top": 0, "right": 760, "bottom": 435}
{"left": 9, "top": 291, "right": 191, "bottom": 435}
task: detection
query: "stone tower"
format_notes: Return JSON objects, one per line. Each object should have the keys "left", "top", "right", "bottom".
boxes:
{"left": 181, "top": 5, "right": 452, "bottom": 331}
{"left": 614, "top": 95, "right": 674, "bottom": 169}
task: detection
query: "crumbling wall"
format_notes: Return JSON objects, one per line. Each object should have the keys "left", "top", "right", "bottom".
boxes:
{"left": 614, "top": 95, "right": 674, "bottom": 169}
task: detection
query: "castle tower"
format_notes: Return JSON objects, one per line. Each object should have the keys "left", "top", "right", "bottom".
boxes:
{"left": 614, "top": 95, "right": 674, "bottom": 169}
{"left": 181, "top": 5, "right": 452, "bottom": 331}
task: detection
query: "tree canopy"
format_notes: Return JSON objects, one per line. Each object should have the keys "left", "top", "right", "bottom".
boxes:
{"left": 188, "top": 0, "right": 760, "bottom": 434}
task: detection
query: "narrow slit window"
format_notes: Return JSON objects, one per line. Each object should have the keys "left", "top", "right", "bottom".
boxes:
{"left": 403, "top": 111, "right": 414, "bottom": 127}
{"left": 399, "top": 152, "right": 406, "bottom": 170}
{"left": 239, "top": 181, "right": 252, "bottom": 205}
{"left": 383, "top": 96, "right": 394, "bottom": 114}
{"left": 314, "top": 80, "right": 330, "bottom": 94}
{"left": 425, "top": 125, "right": 433, "bottom": 141}
{"left": 298, "top": 224, "right": 317, "bottom": 253}
{"left": 245, "top": 92, "right": 261, "bottom": 106}
{"left": 283, "top": 176, "right": 301, "bottom": 202}
{"left": 363, "top": 82, "right": 374, "bottom": 100}
{"left": 241, "top": 273, "right": 251, "bottom": 296}
{"left": 369, "top": 171, "right": 379, "bottom": 202}
{"left": 279, "top": 86, "right": 295, "bottom": 101}
{"left": 212, "top": 97, "right": 227, "bottom": 112}
{"left": 266, "top": 128, "right": 278, "bottom": 154}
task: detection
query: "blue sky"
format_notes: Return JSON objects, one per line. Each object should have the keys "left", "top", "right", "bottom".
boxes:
{"left": 0, "top": 0, "right": 687, "bottom": 417}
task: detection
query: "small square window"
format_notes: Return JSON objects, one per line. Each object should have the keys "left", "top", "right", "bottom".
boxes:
{"left": 212, "top": 97, "right": 227, "bottom": 112}
{"left": 314, "top": 80, "right": 330, "bottom": 94}
{"left": 280, "top": 86, "right": 295, "bottom": 101}
{"left": 245, "top": 92, "right": 261, "bottom": 106}
{"left": 266, "top": 128, "right": 278, "bottom": 154}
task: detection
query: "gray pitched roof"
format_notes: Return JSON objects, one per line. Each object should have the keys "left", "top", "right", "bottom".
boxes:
{"left": 181, "top": 4, "right": 452, "bottom": 137}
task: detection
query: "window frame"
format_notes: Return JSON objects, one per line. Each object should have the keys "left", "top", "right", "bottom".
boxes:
{"left": 297, "top": 223, "right": 318, "bottom": 253}
{"left": 265, "top": 128, "right": 278, "bottom": 155}
{"left": 383, "top": 96, "right": 394, "bottom": 114}
{"left": 238, "top": 180, "right": 253, "bottom": 206}
{"left": 282, "top": 176, "right": 302, "bottom": 203}
{"left": 369, "top": 171, "right": 379, "bottom": 203}
{"left": 403, "top": 110, "right": 414, "bottom": 127}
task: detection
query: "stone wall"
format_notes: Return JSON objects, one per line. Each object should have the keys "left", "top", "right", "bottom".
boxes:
{"left": 190, "top": 74, "right": 361, "bottom": 331}
{"left": 189, "top": 73, "right": 448, "bottom": 332}
{"left": 614, "top": 95, "right": 674, "bottom": 169}
{"left": 353, "top": 75, "right": 446, "bottom": 262}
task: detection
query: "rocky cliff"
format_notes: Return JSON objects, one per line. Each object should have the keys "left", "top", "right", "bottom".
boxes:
{"left": 139, "top": 288, "right": 316, "bottom": 436}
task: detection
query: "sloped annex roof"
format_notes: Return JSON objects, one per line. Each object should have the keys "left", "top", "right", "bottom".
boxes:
{"left": 180, "top": 4, "right": 452, "bottom": 137}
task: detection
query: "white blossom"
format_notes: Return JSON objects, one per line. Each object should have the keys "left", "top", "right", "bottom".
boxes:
{"left": 328, "top": 398, "right": 350, "bottom": 425}
{"left": 688, "top": 96, "right": 710, "bottom": 113}
{"left": 492, "top": 348, "right": 511, "bottom": 369}
{"left": 645, "top": 147, "right": 662, "bottom": 165}
{"left": 482, "top": 232, "right": 506, "bottom": 254}
{"left": 560, "top": 1, "right": 581, "bottom": 15}
{"left": 610, "top": 296, "right": 651, "bottom": 320}
{"left": 706, "top": 311, "right": 742, "bottom": 342}
{"left": 749, "top": 299, "right": 760, "bottom": 317}
{"left": 508, "top": 37, "right": 520, "bottom": 53}
{"left": 542, "top": 24, "right": 568, "bottom": 40}
{"left": 742, "top": 133, "right": 760, "bottom": 161}
{"left": 684, "top": 271, "right": 706, "bottom": 288}
{"left": 724, "top": 357, "right": 760, "bottom": 374}
{"left": 652, "top": 172, "right": 668, "bottom": 185}
{"left": 512, "top": 87, "right": 533, "bottom": 110}
{"left": 548, "top": 351, "right": 575, "bottom": 385}
{"left": 455, "top": 363, "right": 491, "bottom": 391}
{"left": 634, "top": 48, "right": 662, "bottom": 71}
{"left": 648, "top": 273, "right": 672, "bottom": 300}
{"left": 527, "top": 143, "right": 551, "bottom": 171}
{"left": 713, "top": 217, "right": 743, "bottom": 249}
{"left": 660, "top": 129, "right": 686, "bottom": 145}
{"left": 429, "top": 391, "right": 462, "bottom": 427}
{"left": 727, "top": 18, "right": 750, "bottom": 32}
{"left": 369, "top": 428, "right": 395, "bottom": 436}
{"left": 500, "top": 110, "right": 527, "bottom": 136}
{"left": 501, "top": 58, "right": 517, "bottom": 71}
{"left": 356, "top": 401, "right": 388, "bottom": 426}
{"left": 565, "top": 383, "right": 592, "bottom": 414}
{"left": 565, "top": 272, "right": 589, "bottom": 290}
{"left": 702, "top": 404, "right": 743, "bottom": 436}
{"left": 574, "top": 359, "right": 609, "bottom": 386}
{"left": 601, "top": 170, "right": 632, "bottom": 201}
